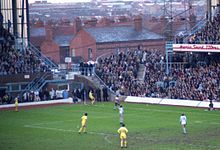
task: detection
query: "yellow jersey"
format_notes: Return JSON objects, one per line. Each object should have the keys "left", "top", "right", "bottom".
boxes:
{"left": 89, "top": 91, "right": 94, "bottom": 100}
{"left": 81, "top": 115, "right": 88, "bottom": 125}
{"left": 15, "top": 98, "right": 18, "bottom": 106}
{"left": 118, "top": 127, "right": 128, "bottom": 139}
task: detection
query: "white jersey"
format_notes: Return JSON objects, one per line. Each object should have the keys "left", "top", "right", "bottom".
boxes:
{"left": 180, "top": 115, "right": 187, "bottom": 125}
{"left": 119, "top": 107, "right": 124, "bottom": 115}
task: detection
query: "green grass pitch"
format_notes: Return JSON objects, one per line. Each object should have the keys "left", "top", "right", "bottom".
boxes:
{"left": 0, "top": 102, "right": 220, "bottom": 150}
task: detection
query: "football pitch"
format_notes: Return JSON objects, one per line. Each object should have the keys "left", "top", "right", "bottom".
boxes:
{"left": 0, "top": 102, "right": 220, "bottom": 150}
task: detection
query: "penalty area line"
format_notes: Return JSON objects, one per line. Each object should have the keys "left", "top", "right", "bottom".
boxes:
{"left": 24, "top": 124, "right": 116, "bottom": 143}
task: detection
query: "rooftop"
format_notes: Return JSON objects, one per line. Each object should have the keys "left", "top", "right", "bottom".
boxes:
{"left": 85, "top": 26, "right": 164, "bottom": 43}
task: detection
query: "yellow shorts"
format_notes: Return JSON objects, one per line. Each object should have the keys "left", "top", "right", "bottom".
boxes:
{"left": 120, "top": 134, "right": 126, "bottom": 139}
{"left": 82, "top": 123, "right": 86, "bottom": 127}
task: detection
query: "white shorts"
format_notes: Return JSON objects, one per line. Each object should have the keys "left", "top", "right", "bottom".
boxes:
{"left": 120, "top": 113, "right": 124, "bottom": 123}
{"left": 181, "top": 122, "right": 186, "bottom": 125}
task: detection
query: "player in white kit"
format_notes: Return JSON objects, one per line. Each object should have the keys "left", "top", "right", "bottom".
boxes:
{"left": 119, "top": 105, "right": 124, "bottom": 125}
{"left": 180, "top": 113, "right": 187, "bottom": 134}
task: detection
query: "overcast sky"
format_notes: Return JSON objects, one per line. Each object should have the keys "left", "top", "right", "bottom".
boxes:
{"left": 29, "top": 0, "right": 92, "bottom": 3}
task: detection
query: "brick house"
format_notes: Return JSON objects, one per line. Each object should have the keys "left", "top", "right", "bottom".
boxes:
{"left": 30, "top": 16, "right": 165, "bottom": 64}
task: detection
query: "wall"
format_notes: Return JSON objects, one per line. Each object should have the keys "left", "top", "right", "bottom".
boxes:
{"left": 41, "top": 41, "right": 60, "bottom": 63}
{"left": 125, "top": 96, "right": 220, "bottom": 109}
{"left": 70, "top": 29, "right": 97, "bottom": 62}
{"left": 96, "top": 39, "right": 165, "bottom": 58}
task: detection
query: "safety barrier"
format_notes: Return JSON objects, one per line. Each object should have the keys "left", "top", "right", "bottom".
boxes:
{"left": 0, "top": 98, "right": 73, "bottom": 109}
{"left": 125, "top": 96, "right": 220, "bottom": 109}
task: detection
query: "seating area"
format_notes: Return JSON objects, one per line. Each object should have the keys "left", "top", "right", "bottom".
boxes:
{"left": 176, "top": 13, "right": 220, "bottom": 44}
{"left": 95, "top": 13, "right": 220, "bottom": 101}
{"left": 95, "top": 50, "right": 143, "bottom": 96}
{"left": 0, "top": 24, "right": 50, "bottom": 104}
{"left": 96, "top": 50, "right": 220, "bottom": 101}
{"left": 143, "top": 52, "right": 220, "bottom": 101}
{"left": 0, "top": 26, "right": 49, "bottom": 75}
{"left": 189, "top": 13, "right": 220, "bottom": 44}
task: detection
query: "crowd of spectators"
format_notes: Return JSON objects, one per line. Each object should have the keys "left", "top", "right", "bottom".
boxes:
{"left": 96, "top": 49, "right": 220, "bottom": 101}
{"left": 0, "top": 18, "right": 50, "bottom": 103}
{"left": 143, "top": 51, "right": 220, "bottom": 101}
{"left": 79, "top": 61, "right": 94, "bottom": 76}
{"left": 95, "top": 49, "right": 144, "bottom": 96}
{"left": 72, "top": 86, "right": 108, "bottom": 103}
{"left": 0, "top": 47, "right": 50, "bottom": 75}
{"left": 94, "top": 9, "right": 220, "bottom": 101}
{"left": 176, "top": 13, "right": 220, "bottom": 44}
{"left": 0, "top": 21, "right": 49, "bottom": 75}
{"left": 0, "top": 87, "right": 70, "bottom": 105}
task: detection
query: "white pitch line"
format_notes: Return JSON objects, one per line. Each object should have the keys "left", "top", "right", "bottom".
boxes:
{"left": 210, "top": 122, "right": 220, "bottom": 125}
{"left": 194, "top": 121, "right": 203, "bottom": 124}
{"left": 24, "top": 124, "right": 141, "bottom": 144}
{"left": 104, "top": 135, "right": 112, "bottom": 144}
{"left": 193, "top": 120, "right": 220, "bottom": 125}
{"left": 24, "top": 124, "right": 116, "bottom": 144}
{"left": 30, "top": 120, "right": 73, "bottom": 126}
{"left": 24, "top": 124, "right": 117, "bottom": 137}
{"left": 25, "top": 114, "right": 117, "bottom": 127}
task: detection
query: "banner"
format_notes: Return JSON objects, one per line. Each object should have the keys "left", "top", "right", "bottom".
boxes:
{"left": 173, "top": 44, "right": 220, "bottom": 52}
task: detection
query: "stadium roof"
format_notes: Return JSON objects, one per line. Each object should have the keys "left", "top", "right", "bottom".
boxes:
{"left": 85, "top": 26, "right": 164, "bottom": 43}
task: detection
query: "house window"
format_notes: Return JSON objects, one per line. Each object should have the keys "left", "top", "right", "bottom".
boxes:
{"left": 72, "top": 48, "right": 75, "bottom": 57}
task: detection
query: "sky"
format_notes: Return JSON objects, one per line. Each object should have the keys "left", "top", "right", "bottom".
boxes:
{"left": 29, "top": 0, "right": 92, "bottom": 3}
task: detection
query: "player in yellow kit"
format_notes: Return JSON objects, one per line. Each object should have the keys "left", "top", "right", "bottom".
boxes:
{"left": 78, "top": 113, "right": 88, "bottom": 134}
{"left": 15, "top": 96, "right": 19, "bottom": 112}
{"left": 89, "top": 90, "right": 95, "bottom": 105}
{"left": 117, "top": 123, "right": 128, "bottom": 148}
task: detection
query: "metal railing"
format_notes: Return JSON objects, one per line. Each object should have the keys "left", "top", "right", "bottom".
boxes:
{"left": 94, "top": 51, "right": 116, "bottom": 96}
{"left": 30, "top": 72, "right": 51, "bottom": 91}
{"left": 175, "top": 18, "right": 207, "bottom": 44}
{"left": 20, "top": 72, "right": 51, "bottom": 98}
{"left": 28, "top": 42, "right": 58, "bottom": 69}
{"left": 189, "top": 18, "right": 206, "bottom": 36}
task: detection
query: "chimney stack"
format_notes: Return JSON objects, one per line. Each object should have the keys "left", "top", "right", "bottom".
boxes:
{"left": 45, "top": 21, "right": 53, "bottom": 41}
{"left": 74, "top": 17, "right": 82, "bottom": 33}
{"left": 134, "top": 15, "right": 142, "bottom": 32}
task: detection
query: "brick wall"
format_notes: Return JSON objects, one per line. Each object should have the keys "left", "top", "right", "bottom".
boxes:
{"left": 41, "top": 41, "right": 60, "bottom": 63}
{"left": 70, "top": 29, "right": 97, "bottom": 62}
{"left": 95, "top": 39, "right": 166, "bottom": 58}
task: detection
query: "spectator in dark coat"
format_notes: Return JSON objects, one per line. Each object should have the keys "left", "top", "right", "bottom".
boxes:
{"left": 95, "top": 88, "right": 101, "bottom": 102}
{"left": 102, "top": 87, "right": 108, "bottom": 102}
{"left": 0, "top": 13, "right": 3, "bottom": 27}
{"left": 80, "top": 88, "right": 87, "bottom": 104}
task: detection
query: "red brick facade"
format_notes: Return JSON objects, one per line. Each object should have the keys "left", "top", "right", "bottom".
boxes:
{"left": 31, "top": 17, "right": 166, "bottom": 64}
{"left": 40, "top": 25, "right": 60, "bottom": 63}
{"left": 41, "top": 41, "right": 60, "bottom": 63}
{"left": 70, "top": 29, "right": 97, "bottom": 62}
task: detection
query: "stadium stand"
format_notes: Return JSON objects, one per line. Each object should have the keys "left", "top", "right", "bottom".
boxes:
{"left": 188, "top": 13, "right": 220, "bottom": 44}
{"left": 94, "top": 12, "right": 220, "bottom": 101}
{"left": 0, "top": 26, "right": 49, "bottom": 75}
{"left": 0, "top": 23, "right": 52, "bottom": 104}
{"left": 95, "top": 49, "right": 220, "bottom": 101}
{"left": 95, "top": 49, "right": 145, "bottom": 96}
{"left": 176, "top": 13, "right": 220, "bottom": 44}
